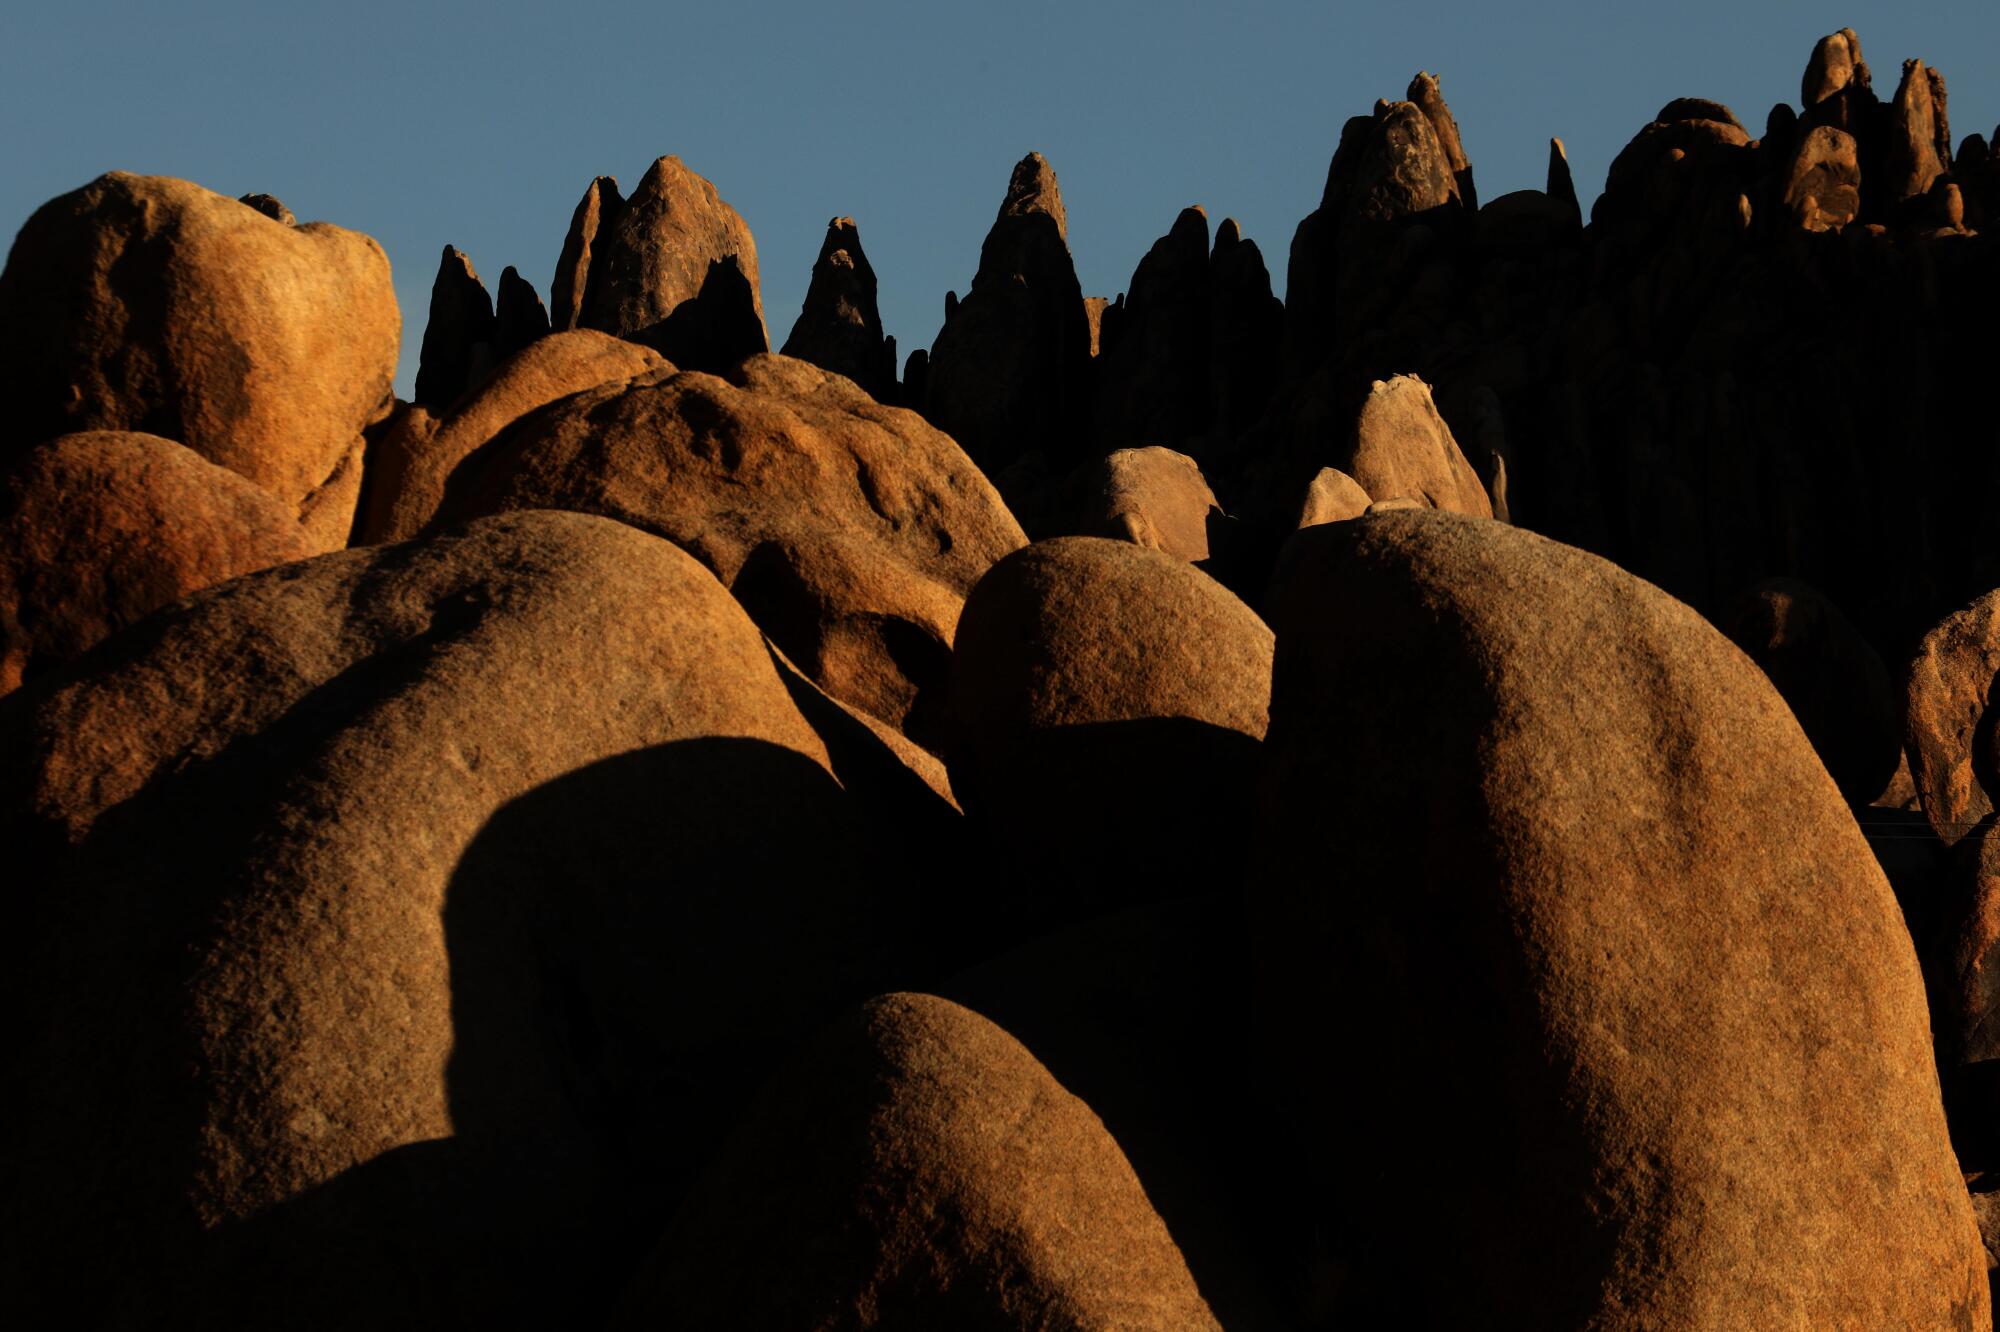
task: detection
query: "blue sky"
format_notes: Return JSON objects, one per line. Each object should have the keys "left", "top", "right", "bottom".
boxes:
{"left": 5, "top": 3, "right": 1994, "bottom": 398}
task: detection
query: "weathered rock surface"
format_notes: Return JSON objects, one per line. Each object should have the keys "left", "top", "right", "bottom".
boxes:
{"left": 1722, "top": 577, "right": 1900, "bottom": 804}
{"left": 1782, "top": 125, "right": 1863, "bottom": 231}
{"left": 414, "top": 245, "right": 496, "bottom": 410}
{"left": 1256, "top": 510, "right": 1986, "bottom": 1327}
{"left": 1907, "top": 590, "right": 2000, "bottom": 847}
{"left": 944, "top": 537, "right": 1271, "bottom": 915}
{"left": 1, "top": 510, "right": 940, "bottom": 1326}
{"left": 1328, "top": 374, "right": 1491, "bottom": 516}
{"left": 614, "top": 993, "right": 1220, "bottom": 1331}
{"left": 578, "top": 155, "right": 766, "bottom": 367}
{"left": 356, "top": 329, "right": 668, "bottom": 544}
{"left": 437, "top": 353, "right": 1026, "bottom": 746}
{"left": 0, "top": 432, "right": 311, "bottom": 693}
{"left": 1058, "top": 446, "right": 1219, "bottom": 561}
{"left": 550, "top": 175, "right": 622, "bottom": 332}
{"left": 780, "top": 216, "right": 896, "bottom": 400}
{"left": 924, "top": 152, "right": 1092, "bottom": 472}
{"left": 0, "top": 172, "right": 398, "bottom": 519}
{"left": 1295, "top": 466, "right": 1373, "bottom": 528}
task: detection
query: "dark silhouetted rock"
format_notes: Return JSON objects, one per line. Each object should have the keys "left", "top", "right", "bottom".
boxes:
{"left": 614, "top": 993, "right": 1220, "bottom": 1331}
{"left": 1721, "top": 578, "right": 1900, "bottom": 803}
{"left": 0, "top": 172, "right": 397, "bottom": 526}
{"left": 437, "top": 353, "right": 1026, "bottom": 747}
{"left": 549, "top": 175, "right": 622, "bottom": 332}
{"left": 413, "top": 245, "right": 496, "bottom": 410}
{"left": 1907, "top": 590, "right": 2000, "bottom": 847}
{"left": 237, "top": 193, "right": 295, "bottom": 225}
{"left": 493, "top": 265, "right": 550, "bottom": 361}
{"left": 780, "top": 216, "right": 895, "bottom": 400}
{"left": 1094, "top": 206, "right": 1213, "bottom": 452}
{"left": 939, "top": 899, "right": 1293, "bottom": 1330}
{"left": 1206, "top": 218, "right": 1285, "bottom": 449}
{"left": 0, "top": 432, "right": 311, "bottom": 693}
{"left": 356, "top": 329, "right": 667, "bottom": 544}
{"left": 924, "top": 152, "right": 1092, "bottom": 473}
{"left": 1256, "top": 510, "right": 1986, "bottom": 1326}
{"left": 628, "top": 254, "right": 766, "bottom": 373}
{"left": 1546, "top": 137, "right": 1580, "bottom": 217}
{"left": 943, "top": 536, "right": 1271, "bottom": 917}
{"left": 579, "top": 155, "right": 766, "bottom": 361}
{"left": 1, "top": 510, "right": 941, "bottom": 1327}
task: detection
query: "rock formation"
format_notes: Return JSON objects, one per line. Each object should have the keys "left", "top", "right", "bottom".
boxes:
{"left": 435, "top": 353, "right": 1026, "bottom": 748}
{"left": 1256, "top": 510, "right": 1986, "bottom": 1326}
{"left": 780, "top": 216, "right": 896, "bottom": 400}
{"left": 1053, "top": 445, "right": 1221, "bottom": 561}
{"left": 355, "top": 329, "right": 668, "bottom": 544}
{"left": 0, "top": 432, "right": 311, "bottom": 692}
{"left": 576, "top": 155, "right": 766, "bottom": 370}
{"left": 923, "top": 152, "right": 1091, "bottom": 472}
{"left": 413, "top": 245, "right": 496, "bottom": 409}
{"left": 1722, "top": 578, "right": 1901, "bottom": 805}
{"left": 492, "top": 265, "right": 550, "bottom": 360}
{"left": 614, "top": 993, "right": 1220, "bottom": 1330}
{"left": 1906, "top": 589, "right": 2000, "bottom": 847}
{"left": 1, "top": 511, "right": 944, "bottom": 1326}
{"left": 0, "top": 173, "right": 397, "bottom": 531}
{"left": 550, "top": 174, "right": 622, "bottom": 331}
{"left": 943, "top": 536, "right": 1271, "bottom": 918}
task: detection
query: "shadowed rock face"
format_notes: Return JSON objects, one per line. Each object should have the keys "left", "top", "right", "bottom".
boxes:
{"left": 0, "top": 172, "right": 398, "bottom": 523}
{"left": 578, "top": 155, "right": 766, "bottom": 366}
{"left": 1256, "top": 511, "right": 1986, "bottom": 1328}
{"left": 1722, "top": 577, "right": 1900, "bottom": 805}
{"left": 492, "top": 265, "right": 549, "bottom": 361}
{"left": 1907, "top": 589, "right": 2000, "bottom": 847}
{"left": 781, "top": 216, "right": 896, "bottom": 400}
{"left": 0, "top": 432, "right": 312, "bottom": 693}
{"left": 614, "top": 993, "right": 1221, "bottom": 1331}
{"left": 550, "top": 174, "right": 622, "bottom": 332}
{"left": 414, "top": 245, "right": 496, "bottom": 410}
{"left": 943, "top": 536, "right": 1272, "bottom": 921}
{"left": 0, "top": 511, "right": 953, "bottom": 1326}
{"left": 436, "top": 353, "right": 1026, "bottom": 749}
{"left": 924, "top": 152, "right": 1092, "bottom": 472}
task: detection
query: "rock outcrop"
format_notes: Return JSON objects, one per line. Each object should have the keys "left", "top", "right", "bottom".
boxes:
{"left": 1721, "top": 577, "right": 1900, "bottom": 805}
{"left": 1056, "top": 446, "right": 1220, "bottom": 561}
{"left": 413, "top": 245, "right": 496, "bottom": 410}
{"left": 1907, "top": 589, "right": 2000, "bottom": 847}
{"left": 1, "top": 510, "right": 938, "bottom": 1326}
{"left": 944, "top": 536, "right": 1272, "bottom": 916}
{"left": 576, "top": 155, "right": 766, "bottom": 370}
{"left": 550, "top": 174, "right": 622, "bottom": 332}
{"left": 355, "top": 329, "right": 668, "bottom": 544}
{"left": 1256, "top": 510, "right": 1986, "bottom": 1327}
{"left": 924, "top": 153, "right": 1092, "bottom": 472}
{"left": 493, "top": 265, "right": 550, "bottom": 361}
{"left": 0, "top": 173, "right": 398, "bottom": 526}
{"left": 436, "top": 353, "right": 1026, "bottom": 747}
{"left": 0, "top": 432, "right": 311, "bottom": 693}
{"left": 614, "top": 993, "right": 1220, "bottom": 1331}
{"left": 780, "top": 216, "right": 896, "bottom": 400}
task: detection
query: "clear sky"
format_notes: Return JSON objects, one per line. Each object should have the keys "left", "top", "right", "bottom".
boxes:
{"left": 5, "top": 3, "right": 1994, "bottom": 398}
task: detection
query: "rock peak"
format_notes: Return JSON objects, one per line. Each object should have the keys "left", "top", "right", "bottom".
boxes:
{"left": 1001, "top": 152, "right": 1067, "bottom": 239}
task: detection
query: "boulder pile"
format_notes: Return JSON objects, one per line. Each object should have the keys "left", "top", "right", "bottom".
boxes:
{"left": 3, "top": 26, "right": 1998, "bottom": 1330}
